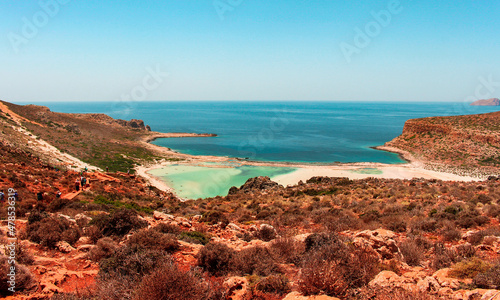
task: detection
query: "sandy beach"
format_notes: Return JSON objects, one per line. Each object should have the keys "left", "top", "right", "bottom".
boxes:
{"left": 135, "top": 134, "right": 483, "bottom": 199}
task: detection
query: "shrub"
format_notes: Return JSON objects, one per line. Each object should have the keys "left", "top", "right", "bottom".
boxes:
{"left": 91, "top": 208, "right": 148, "bottom": 237}
{"left": 255, "top": 275, "right": 291, "bottom": 295}
{"left": 89, "top": 237, "right": 118, "bottom": 262}
{"left": 15, "top": 242, "right": 34, "bottom": 265}
{"left": 127, "top": 228, "right": 179, "bottom": 253}
{"left": 26, "top": 216, "right": 79, "bottom": 248}
{"left": 99, "top": 246, "right": 171, "bottom": 281}
{"left": 269, "top": 237, "right": 304, "bottom": 264}
{"left": 254, "top": 225, "right": 277, "bottom": 242}
{"left": 134, "top": 263, "right": 211, "bottom": 300}
{"left": 449, "top": 257, "right": 491, "bottom": 279}
{"left": 474, "top": 264, "right": 500, "bottom": 289}
{"left": 179, "top": 231, "right": 209, "bottom": 245}
{"left": 232, "top": 246, "right": 279, "bottom": 276}
{"left": 153, "top": 223, "right": 181, "bottom": 235}
{"left": 432, "top": 243, "right": 459, "bottom": 270}
{"left": 200, "top": 210, "right": 229, "bottom": 228}
{"left": 197, "top": 243, "right": 235, "bottom": 276}
{"left": 467, "top": 231, "right": 485, "bottom": 245}
{"left": 85, "top": 225, "right": 102, "bottom": 244}
{"left": 298, "top": 245, "right": 379, "bottom": 298}
{"left": 442, "top": 226, "right": 462, "bottom": 242}
{"left": 0, "top": 256, "right": 35, "bottom": 296}
{"left": 48, "top": 197, "right": 69, "bottom": 212}
{"left": 399, "top": 238, "right": 424, "bottom": 267}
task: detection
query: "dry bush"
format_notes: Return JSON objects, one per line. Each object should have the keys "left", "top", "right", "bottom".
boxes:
{"left": 255, "top": 275, "right": 291, "bottom": 295}
{"left": 441, "top": 225, "right": 462, "bottom": 242}
{"left": 231, "top": 246, "right": 280, "bottom": 276}
{"left": 14, "top": 242, "right": 34, "bottom": 265}
{"left": 269, "top": 237, "right": 304, "bottom": 264}
{"left": 254, "top": 225, "right": 277, "bottom": 242}
{"left": 399, "top": 238, "right": 424, "bottom": 267}
{"left": 134, "top": 263, "right": 216, "bottom": 300}
{"left": 99, "top": 246, "right": 171, "bottom": 282}
{"left": 89, "top": 238, "right": 118, "bottom": 262}
{"left": 299, "top": 232, "right": 379, "bottom": 298}
{"left": 26, "top": 216, "right": 80, "bottom": 248}
{"left": 474, "top": 263, "right": 500, "bottom": 289}
{"left": 197, "top": 242, "right": 235, "bottom": 276}
{"left": 432, "top": 243, "right": 459, "bottom": 270}
{"left": 0, "top": 256, "right": 36, "bottom": 296}
{"left": 153, "top": 222, "right": 181, "bottom": 235}
{"left": 90, "top": 208, "right": 147, "bottom": 237}
{"left": 126, "top": 228, "right": 179, "bottom": 253}
{"left": 85, "top": 225, "right": 103, "bottom": 244}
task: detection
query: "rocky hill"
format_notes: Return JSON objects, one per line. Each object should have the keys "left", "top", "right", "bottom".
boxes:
{"left": 470, "top": 98, "right": 500, "bottom": 106}
{"left": 383, "top": 111, "right": 500, "bottom": 177}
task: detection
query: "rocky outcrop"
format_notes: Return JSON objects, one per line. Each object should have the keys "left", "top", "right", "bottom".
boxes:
{"left": 228, "top": 176, "right": 282, "bottom": 194}
{"left": 471, "top": 98, "right": 500, "bottom": 106}
{"left": 115, "top": 118, "right": 151, "bottom": 131}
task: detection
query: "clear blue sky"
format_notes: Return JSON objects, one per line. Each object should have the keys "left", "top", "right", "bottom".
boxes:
{"left": 1, "top": 0, "right": 499, "bottom": 102}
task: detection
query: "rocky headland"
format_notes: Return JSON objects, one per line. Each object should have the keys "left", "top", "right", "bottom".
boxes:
{"left": 470, "top": 98, "right": 500, "bottom": 106}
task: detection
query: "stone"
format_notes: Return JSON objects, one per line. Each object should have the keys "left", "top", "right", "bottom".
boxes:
{"left": 224, "top": 276, "right": 249, "bottom": 300}
{"left": 369, "top": 271, "right": 401, "bottom": 288}
{"left": 153, "top": 211, "right": 175, "bottom": 221}
{"left": 56, "top": 241, "right": 76, "bottom": 253}
{"left": 417, "top": 276, "right": 441, "bottom": 292}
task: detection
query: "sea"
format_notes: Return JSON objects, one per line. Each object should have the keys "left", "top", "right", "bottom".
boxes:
{"left": 36, "top": 101, "right": 498, "bottom": 199}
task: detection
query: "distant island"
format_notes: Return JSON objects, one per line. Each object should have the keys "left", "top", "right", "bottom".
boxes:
{"left": 470, "top": 98, "right": 500, "bottom": 106}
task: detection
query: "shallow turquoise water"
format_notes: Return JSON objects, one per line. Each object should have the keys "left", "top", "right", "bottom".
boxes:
{"left": 148, "top": 164, "right": 296, "bottom": 199}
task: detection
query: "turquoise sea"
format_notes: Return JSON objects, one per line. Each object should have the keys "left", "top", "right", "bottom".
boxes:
{"left": 36, "top": 101, "right": 498, "bottom": 198}
{"left": 41, "top": 101, "right": 499, "bottom": 164}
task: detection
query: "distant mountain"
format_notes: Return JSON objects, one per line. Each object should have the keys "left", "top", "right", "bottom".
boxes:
{"left": 470, "top": 98, "right": 500, "bottom": 106}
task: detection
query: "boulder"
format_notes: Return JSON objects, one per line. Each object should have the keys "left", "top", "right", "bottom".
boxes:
{"left": 224, "top": 276, "right": 249, "bottom": 300}
{"left": 56, "top": 241, "right": 76, "bottom": 253}
{"left": 417, "top": 276, "right": 441, "bottom": 293}
{"left": 153, "top": 211, "right": 175, "bottom": 221}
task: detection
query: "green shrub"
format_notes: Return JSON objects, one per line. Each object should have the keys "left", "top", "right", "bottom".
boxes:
{"left": 179, "top": 231, "right": 209, "bottom": 245}
{"left": 449, "top": 257, "right": 492, "bottom": 279}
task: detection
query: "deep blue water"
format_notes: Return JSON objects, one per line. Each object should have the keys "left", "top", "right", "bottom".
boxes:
{"left": 36, "top": 101, "right": 499, "bottom": 164}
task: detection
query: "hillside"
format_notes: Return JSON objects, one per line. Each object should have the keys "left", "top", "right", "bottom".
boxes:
{"left": 0, "top": 101, "right": 217, "bottom": 172}
{"left": 470, "top": 98, "right": 500, "bottom": 106}
{"left": 383, "top": 111, "right": 500, "bottom": 177}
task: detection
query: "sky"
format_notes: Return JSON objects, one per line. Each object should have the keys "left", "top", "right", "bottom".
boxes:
{"left": 0, "top": 0, "right": 499, "bottom": 103}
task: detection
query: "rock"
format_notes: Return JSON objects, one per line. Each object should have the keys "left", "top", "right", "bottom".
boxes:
{"left": 77, "top": 236, "right": 91, "bottom": 244}
{"left": 417, "top": 276, "right": 441, "bottom": 292}
{"left": 432, "top": 268, "right": 460, "bottom": 289}
{"left": 481, "top": 290, "right": 500, "bottom": 300}
{"left": 56, "top": 241, "right": 76, "bottom": 253}
{"left": 76, "top": 244, "right": 94, "bottom": 252}
{"left": 153, "top": 211, "right": 175, "bottom": 221}
{"left": 228, "top": 176, "right": 282, "bottom": 194}
{"left": 369, "top": 271, "right": 401, "bottom": 288}
{"left": 224, "top": 276, "right": 249, "bottom": 300}
{"left": 282, "top": 291, "right": 340, "bottom": 300}
{"left": 75, "top": 213, "right": 92, "bottom": 227}
{"left": 227, "top": 223, "right": 243, "bottom": 232}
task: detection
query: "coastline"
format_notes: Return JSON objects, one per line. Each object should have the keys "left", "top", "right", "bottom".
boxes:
{"left": 135, "top": 133, "right": 483, "bottom": 199}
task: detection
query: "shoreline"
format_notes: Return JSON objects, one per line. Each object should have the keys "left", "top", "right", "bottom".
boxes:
{"left": 135, "top": 134, "right": 484, "bottom": 198}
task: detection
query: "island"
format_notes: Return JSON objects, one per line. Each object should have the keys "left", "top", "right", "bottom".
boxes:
{"left": 470, "top": 98, "right": 500, "bottom": 106}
